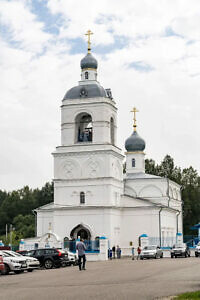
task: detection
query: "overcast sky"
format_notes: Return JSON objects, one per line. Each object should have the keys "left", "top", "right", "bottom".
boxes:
{"left": 0, "top": 0, "right": 200, "bottom": 191}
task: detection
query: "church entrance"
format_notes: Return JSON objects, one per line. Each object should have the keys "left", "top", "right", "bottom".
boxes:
{"left": 70, "top": 224, "right": 91, "bottom": 240}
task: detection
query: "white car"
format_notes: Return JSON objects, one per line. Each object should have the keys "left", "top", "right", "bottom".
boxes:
{"left": 195, "top": 242, "right": 200, "bottom": 257}
{"left": 0, "top": 251, "right": 27, "bottom": 275}
{"left": 64, "top": 249, "right": 78, "bottom": 266}
{"left": 140, "top": 245, "right": 163, "bottom": 259}
{"left": 3, "top": 250, "right": 40, "bottom": 272}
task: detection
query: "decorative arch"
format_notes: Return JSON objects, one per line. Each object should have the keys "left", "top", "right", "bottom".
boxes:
{"left": 82, "top": 156, "right": 103, "bottom": 178}
{"left": 124, "top": 185, "right": 137, "bottom": 197}
{"left": 138, "top": 185, "right": 163, "bottom": 198}
{"left": 70, "top": 224, "right": 92, "bottom": 240}
{"left": 75, "top": 112, "right": 93, "bottom": 143}
{"left": 60, "top": 158, "right": 81, "bottom": 179}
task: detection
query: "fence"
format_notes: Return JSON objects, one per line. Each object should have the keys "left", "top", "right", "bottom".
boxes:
{"left": 64, "top": 239, "right": 100, "bottom": 253}
{"left": 183, "top": 235, "right": 199, "bottom": 247}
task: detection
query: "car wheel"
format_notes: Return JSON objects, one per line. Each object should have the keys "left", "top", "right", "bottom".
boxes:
{"left": 175, "top": 255, "right": 177, "bottom": 258}
{"left": 28, "top": 269, "right": 33, "bottom": 272}
{"left": 14, "top": 270, "right": 23, "bottom": 274}
{"left": 171, "top": 255, "right": 174, "bottom": 258}
{"left": 140, "top": 257, "right": 143, "bottom": 260}
{"left": 2, "top": 264, "right": 10, "bottom": 275}
{"left": 160, "top": 253, "right": 163, "bottom": 258}
{"left": 195, "top": 253, "right": 198, "bottom": 257}
{"left": 44, "top": 259, "right": 53, "bottom": 269}
{"left": 154, "top": 254, "right": 157, "bottom": 259}
{"left": 185, "top": 252, "right": 187, "bottom": 258}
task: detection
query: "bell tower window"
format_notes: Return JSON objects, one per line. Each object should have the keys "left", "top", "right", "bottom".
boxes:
{"left": 132, "top": 158, "right": 135, "bottom": 167}
{"left": 85, "top": 72, "right": 89, "bottom": 79}
{"left": 76, "top": 113, "right": 93, "bottom": 143}
{"left": 80, "top": 192, "right": 85, "bottom": 204}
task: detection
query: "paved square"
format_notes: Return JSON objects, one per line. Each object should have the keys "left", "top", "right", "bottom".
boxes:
{"left": 1, "top": 257, "right": 200, "bottom": 300}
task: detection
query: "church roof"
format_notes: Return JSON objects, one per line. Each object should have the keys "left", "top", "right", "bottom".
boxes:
{"left": 63, "top": 83, "right": 107, "bottom": 100}
{"left": 125, "top": 172, "right": 162, "bottom": 179}
{"left": 81, "top": 53, "right": 98, "bottom": 69}
{"left": 125, "top": 131, "right": 146, "bottom": 152}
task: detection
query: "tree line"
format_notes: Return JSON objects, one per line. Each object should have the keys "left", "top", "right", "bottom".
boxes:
{"left": 0, "top": 182, "right": 53, "bottom": 245}
{"left": 0, "top": 155, "right": 199, "bottom": 245}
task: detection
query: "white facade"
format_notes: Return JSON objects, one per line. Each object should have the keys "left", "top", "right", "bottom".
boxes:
{"left": 33, "top": 48, "right": 183, "bottom": 256}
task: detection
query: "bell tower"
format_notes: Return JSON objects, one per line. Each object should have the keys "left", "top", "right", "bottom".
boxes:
{"left": 52, "top": 31, "right": 124, "bottom": 210}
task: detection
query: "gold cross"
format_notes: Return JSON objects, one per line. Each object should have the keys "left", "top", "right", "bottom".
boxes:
{"left": 85, "top": 30, "right": 93, "bottom": 53}
{"left": 130, "top": 107, "right": 139, "bottom": 131}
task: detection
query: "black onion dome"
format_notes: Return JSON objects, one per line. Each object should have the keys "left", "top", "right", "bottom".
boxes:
{"left": 81, "top": 53, "right": 98, "bottom": 69}
{"left": 125, "top": 131, "right": 145, "bottom": 152}
{"left": 63, "top": 83, "right": 107, "bottom": 100}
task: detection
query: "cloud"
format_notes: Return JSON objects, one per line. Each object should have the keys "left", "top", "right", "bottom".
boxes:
{"left": 0, "top": 0, "right": 51, "bottom": 52}
{"left": 128, "top": 61, "right": 154, "bottom": 72}
{"left": 0, "top": 0, "right": 200, "bottom": 190}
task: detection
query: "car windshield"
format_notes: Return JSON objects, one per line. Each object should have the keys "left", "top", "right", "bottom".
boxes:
{"left": 3, "top": 251, "right": 14, "bottom": 257}
{"left": 26, "top": 251, "right": 34, "bottom": 256}
{"left": 2, "top": 252, "right": 10, "bottom": 257}
{"left": 173, "top": 244, "right": 184, "bottom": 248}
{"left": 143, "top": 246, "right": 156, "bottom": 250}
{"left": 12, "top": 252, "right": 22, "bottom": 256}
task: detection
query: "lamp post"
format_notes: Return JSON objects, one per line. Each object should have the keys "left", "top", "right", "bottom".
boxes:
{"left": 9, "top": 224, "right": 13, "bottom": 250}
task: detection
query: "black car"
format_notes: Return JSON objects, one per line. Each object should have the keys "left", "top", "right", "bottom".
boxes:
{"left": 26, "top": 248, "right": 69, "bottom": 269}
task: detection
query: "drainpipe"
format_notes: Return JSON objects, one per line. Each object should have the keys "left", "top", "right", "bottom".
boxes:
{"left": 159, "top": 208, "right": 163, "bottom": 247}
{"left": 176, "top": 211, "right": 180, "bottom": 235}
{"left": 32, "top": 210, "right": 37, "bottom": 237}
{"left": 167, "top": 178, "right": 170, "bottom": 207}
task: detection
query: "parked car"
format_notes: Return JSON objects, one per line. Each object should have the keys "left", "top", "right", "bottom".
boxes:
{"left": 3, "top": 250, "right": 40, "bottom": 272}
{"left": 170, "top": 243, "right": 191, "bottom": 258}
{"left": 64, "top": 249, "right": 78, "bottom": 266}
{"left": 140, "top": 245, "right": 163, "bottom": 259}
{"left": 195, "top": 242, "right": 200, "bottom": 257}
{"left": 26, "top": 248, "right": 69, "bottom": 269}
{"left": 16, "top": 250, "right": 29, "bottom": 256}
{"left": 0, "top": 252, "right": 5, "bottom": 274}
{"left": 0, "top": 251, "right": 27, "bottom": 275}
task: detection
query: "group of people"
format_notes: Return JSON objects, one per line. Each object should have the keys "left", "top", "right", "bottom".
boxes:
{"left": 108, "top": 245, "right": 121, "bottom": 259}
{"left": 76, "top": 239, "right": 143, "bottom": 271}
{"left": 131, "top": 246, "right": 142, "bottom": 260}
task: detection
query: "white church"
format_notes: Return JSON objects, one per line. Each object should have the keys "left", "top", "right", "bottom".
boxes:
{"left": 24, "top": 31, "right": 183, "bottom": 256}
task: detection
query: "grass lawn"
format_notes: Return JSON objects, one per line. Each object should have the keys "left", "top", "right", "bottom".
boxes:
{"left": 175, "top": 291, "right": 200, "bottom": 299}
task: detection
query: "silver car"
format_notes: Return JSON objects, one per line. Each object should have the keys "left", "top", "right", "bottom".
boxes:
{"left": 140, "top": 245, "right": 163, "bottom": 259}
{"left": 0, "top": 251, "right": 27, "bottom": 275}
{"left": 3, "top": 250, "right": 40, "bottom": 272}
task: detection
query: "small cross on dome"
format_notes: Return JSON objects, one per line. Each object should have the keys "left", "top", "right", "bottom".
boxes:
{"left": 131, "top": 107, "right": 139, "bottom": 131}
{"left": 85, "top": 30, "right": 93, "bottom": 53}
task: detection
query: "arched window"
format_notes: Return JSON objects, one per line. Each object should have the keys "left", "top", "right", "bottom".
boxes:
{"left": 85, "top": 72, "right": 89, "bottom": 79}
{"left": 76, "top": 113, "right": 93, "bottom": 143}
{"left": 80, "top": 192, "right": 85, "bottom": 204}
{"left": 110, "top": 117, "right": 115, "bottom": 145}
{"left": 132, "top": 158, "right": 135, "bottom": 167}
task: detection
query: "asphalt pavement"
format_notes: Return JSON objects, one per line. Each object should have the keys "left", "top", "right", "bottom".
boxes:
{"left": 1, "top": 257, "right": 200, "bottom": 300}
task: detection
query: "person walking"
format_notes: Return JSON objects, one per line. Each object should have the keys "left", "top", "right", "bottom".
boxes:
{"left": 131, "top": 246, "right": 135, "bottom": 260}
{"left": 137, "top": 246, "right": 141, "bottom": 260}
{"left": 108, "top": 248, "right": 112, "bottom": 260}
{"left": 112, "top": 245, "right": 116, "bottom": 259}
{"left": 116, "top": 245, "right": 121, "bottom": 259}
{"left": 76, "top": 238, "right": 86, "bottom": 271}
